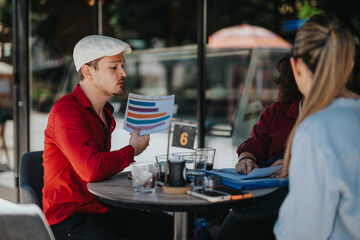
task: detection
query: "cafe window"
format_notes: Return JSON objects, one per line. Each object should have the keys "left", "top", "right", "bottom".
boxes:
{"left": 29, "top": 1, "right": 94, "bottom": 152}
{"left": 2, "top": 0, "right": 359, "bottom": 203}
{"left": 27, "top": 0, "right": 290, "bottom": 170}
{"left": 101, "top": 0, "right": 199, "bottom": 161}
{"left": 0, "top": 0, "right": 16, "bottom": 201}
{"left": 205, "top": 0, "right": 290, "bottom": 166}
{"left": 28, "top": 0, "right": 200, "bottom": 167}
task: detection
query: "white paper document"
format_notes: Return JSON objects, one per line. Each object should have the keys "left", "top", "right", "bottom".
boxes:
{"left": 123, "top": 93, "right": 175, "bottom": 136}
{"left": 245, "top": 165, "right": 282, "bottom": 179}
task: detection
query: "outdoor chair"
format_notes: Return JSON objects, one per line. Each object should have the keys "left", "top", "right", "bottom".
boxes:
{"left": 19, "top": 151, "right": 44, "bottom": 209}
{"left": 0, "top": 198, "right": 55, "bottom": 240}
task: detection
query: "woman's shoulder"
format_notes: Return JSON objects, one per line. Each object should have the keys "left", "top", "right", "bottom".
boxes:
{"left": 299, "top": 98, "right": 360, "bottom": 135}
{"left": 265, "top": 98, "right": 300, "bottom": 116}
{"left": 295, "top": 98, "right": 360, "bottom": 164}
{"left": 269, "top": 97, "right": 300, "bottom": 110}
{"left": 270, "top": 101, "right": 292, "bottom": 109}
{"left": 308, "top": 98, "right": 359, "bottom": 121}
{"left": 264, "top": 101, "right": 286, "bottom": 113}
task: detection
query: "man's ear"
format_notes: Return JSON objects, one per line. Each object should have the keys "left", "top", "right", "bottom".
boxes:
{"left": 80, "top": 65, "right": 93, "bottom": 80}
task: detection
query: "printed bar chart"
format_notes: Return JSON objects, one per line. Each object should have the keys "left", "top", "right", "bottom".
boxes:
{"left": 124, "top": 93, "right": 175, "bottom": 135}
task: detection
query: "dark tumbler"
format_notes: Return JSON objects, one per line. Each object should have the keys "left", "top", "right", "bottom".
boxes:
{"left": 168, "top": 157, "right": 186, "bottom": 187}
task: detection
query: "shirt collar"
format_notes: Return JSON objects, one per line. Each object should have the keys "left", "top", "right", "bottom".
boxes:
{"left": 73, "top": 84, "right": 114, "bottom": 113}
{"left": 105, "top": 102, "right": 114, "bottom": 114}
{"left": 73, "top": 84, "right": 92, "bottom": 108}
{"left": 287, "top": 97, "right": 302, "bottom": 120}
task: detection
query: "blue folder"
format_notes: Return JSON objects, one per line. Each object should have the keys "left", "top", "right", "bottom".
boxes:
{"left": 222, "top": 177, "right": 289, "bottom": 190}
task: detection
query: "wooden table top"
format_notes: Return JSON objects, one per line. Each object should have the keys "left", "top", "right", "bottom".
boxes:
{"left": 88, "top": 171, "right": 279, "bottom": 212}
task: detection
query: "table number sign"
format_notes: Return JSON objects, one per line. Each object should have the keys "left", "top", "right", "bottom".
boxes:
{"left": 164, "top": 118, "right": 198, "bottom": 186}
{"left": 172, "top": 124, "right": 197, "bottom": 149}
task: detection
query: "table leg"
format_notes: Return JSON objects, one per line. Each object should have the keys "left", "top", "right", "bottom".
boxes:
{"left": 173, "top": 212, "right": 187, "bottom": 240}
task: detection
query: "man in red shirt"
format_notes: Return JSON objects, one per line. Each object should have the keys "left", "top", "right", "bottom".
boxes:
{"left": 43, "top": 35, "right": 172, "bottom": 239}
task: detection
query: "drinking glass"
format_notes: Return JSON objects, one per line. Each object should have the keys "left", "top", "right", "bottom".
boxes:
{"left": 195, "top": 147, "right": 216, "bottom": 170}
{"left": 182, "top": 154, "right": 207, "bottom": 187}
{"left": 172, "top": 151, "right": 196, "bottom": 158}
{"left": 155, "top": 154, "right": 170, "bottom": 182}
{"left": 130, "top": 161, "right": 158, "bottom": 194}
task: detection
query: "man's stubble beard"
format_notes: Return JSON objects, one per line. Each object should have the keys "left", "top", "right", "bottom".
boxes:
{"left": 113, "top": 85, "right": 125, "bottom": 96}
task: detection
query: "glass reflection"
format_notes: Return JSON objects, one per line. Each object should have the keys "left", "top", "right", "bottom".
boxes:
{"left": 0, "top": 0, "right": 15, "bottom": 197}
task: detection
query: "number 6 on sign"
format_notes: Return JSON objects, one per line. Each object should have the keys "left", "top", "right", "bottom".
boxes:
{"left": 180, "top": 132, "right": 189, "bottom": 146}
{"left": 172, "top": 124, "right": 197, "bottom": 149}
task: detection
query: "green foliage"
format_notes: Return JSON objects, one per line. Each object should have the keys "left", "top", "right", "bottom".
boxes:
{"left": 298, "top": 3, "right": 323, "bottom": 19}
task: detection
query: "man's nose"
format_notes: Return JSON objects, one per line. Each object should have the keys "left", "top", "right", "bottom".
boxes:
{"left": 119, "top": 67, "right": 127, "bottom": 77}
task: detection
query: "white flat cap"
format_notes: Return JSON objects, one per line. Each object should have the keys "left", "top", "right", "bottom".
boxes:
{"left": 73, "top": 35, "right": 132, "bottom": 71}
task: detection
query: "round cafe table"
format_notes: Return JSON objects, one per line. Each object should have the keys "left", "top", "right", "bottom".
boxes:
{"left": 88, "top": 171, "right": 279, "bottom": 240}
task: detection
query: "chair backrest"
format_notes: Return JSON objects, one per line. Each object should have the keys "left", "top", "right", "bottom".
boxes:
{"left": 19, "top": 151, "right": 44, "bottom": 209}
{"left": 0, "top": 198, "right": 55, "bottom": 240}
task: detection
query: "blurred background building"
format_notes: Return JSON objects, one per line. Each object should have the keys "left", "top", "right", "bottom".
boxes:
{"left": 0, "top": 0, "right": 359, "bottom": 202}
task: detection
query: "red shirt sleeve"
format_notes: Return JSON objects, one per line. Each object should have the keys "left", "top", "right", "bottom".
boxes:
{"left": 51, "top": 102, "right": 134, "bottom": 182}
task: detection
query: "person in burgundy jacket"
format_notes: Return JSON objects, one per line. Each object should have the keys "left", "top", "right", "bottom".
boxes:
{"left": 236, "top": 54, "right": 302, "bottom": 178}
{"left": 43, "top": 35, "right": 172, "bottom": 240}
{"left": 215, "top": 54, "right": 302, "bottom": 240}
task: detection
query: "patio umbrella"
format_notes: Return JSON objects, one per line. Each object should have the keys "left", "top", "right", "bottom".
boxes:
{"left": 208, "top": 24, "right": 291, "bottom": 49}
{"left": 208, "top": 24, "right": 291, "bottom": 145}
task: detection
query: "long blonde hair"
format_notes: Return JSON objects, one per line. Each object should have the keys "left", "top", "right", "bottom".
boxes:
{"left": 282, "top": 12, "right": 355, "bottom": 175}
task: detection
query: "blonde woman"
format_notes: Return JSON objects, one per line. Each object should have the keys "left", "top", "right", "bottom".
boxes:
{"left": 274, "top": 12, "right": 360, "bottom": 239}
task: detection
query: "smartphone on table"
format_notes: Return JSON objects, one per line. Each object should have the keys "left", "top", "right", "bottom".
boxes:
{"left": 207, "top": 186, "right": 253, "bottom": 200}
{"left": 187, "top": 188, "right": 231, "bottom": 202}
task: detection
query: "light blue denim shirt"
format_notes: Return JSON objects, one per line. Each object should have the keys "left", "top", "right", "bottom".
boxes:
{"left": 274, "top": 98, "right": 360, "bottom": 240}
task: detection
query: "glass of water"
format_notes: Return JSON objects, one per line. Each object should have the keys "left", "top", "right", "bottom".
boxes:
{"left": 130, "top": 161, "right": 158, "bottom": 194}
